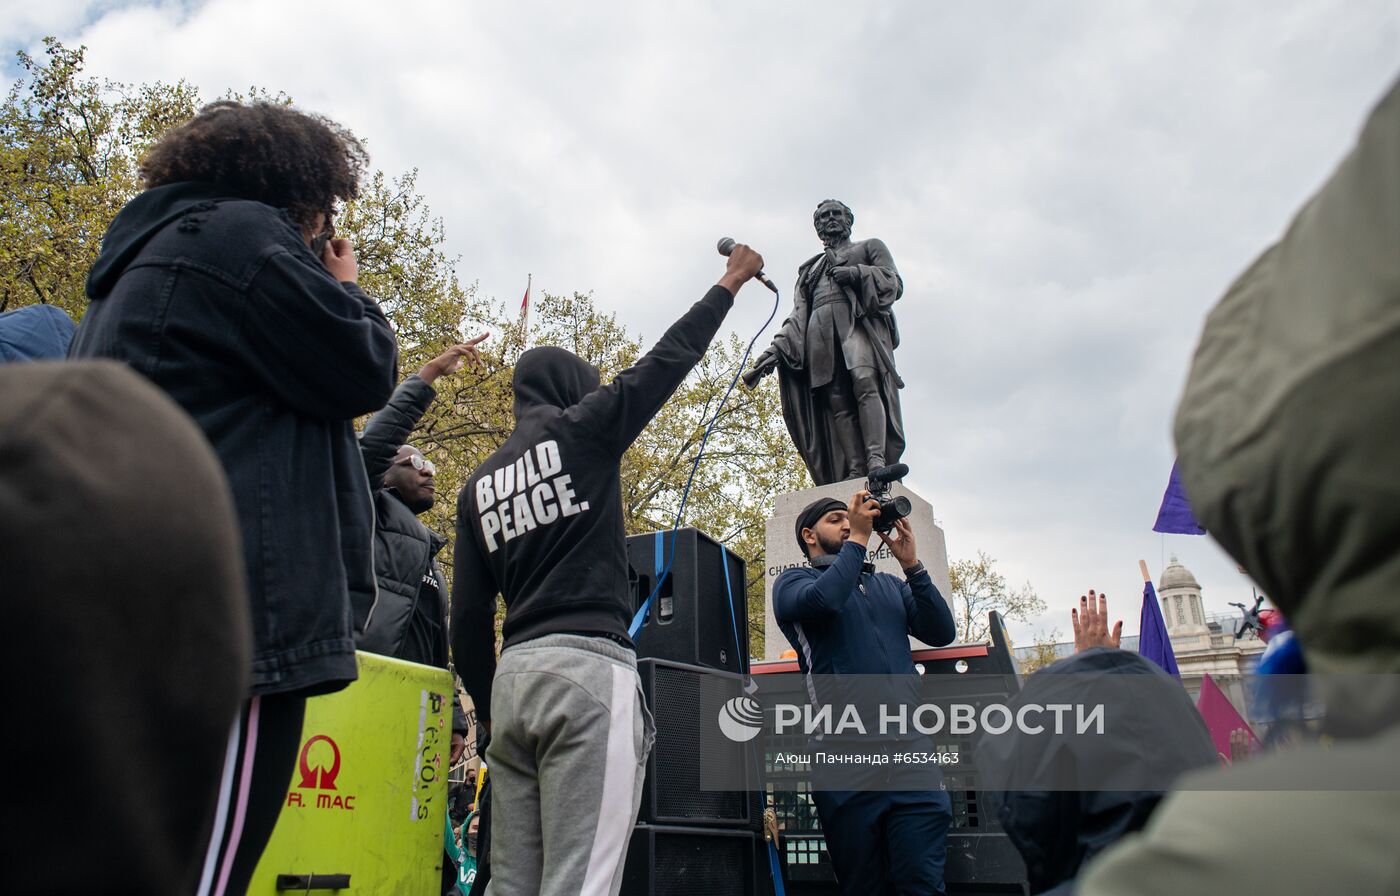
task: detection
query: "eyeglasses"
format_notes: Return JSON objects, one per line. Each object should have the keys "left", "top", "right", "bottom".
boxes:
{"left": 395, "top": 454, "right": 436, "bottom": 475}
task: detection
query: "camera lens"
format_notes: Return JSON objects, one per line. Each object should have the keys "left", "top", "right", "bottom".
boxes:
{"left": 874, "top": 494, "right": 913, "bottom": 532}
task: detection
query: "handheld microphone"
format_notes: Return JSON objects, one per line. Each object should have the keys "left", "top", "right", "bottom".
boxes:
{"left": 866, "top": 462, "right": 911, "bottom": 533}
{"left": 870, "top": 462, "right": 909, "bottom": 483}
{"left": 717, "top": 237, "right": 779, "bottom": 294}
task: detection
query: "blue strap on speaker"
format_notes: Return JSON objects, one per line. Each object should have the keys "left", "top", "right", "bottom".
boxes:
{"left": 719, "top": 542, "right": 742, "bottom": 661}
{"left": 767, "top": 839, "right": 786, "bottom": 896}
{"left": 627, "top": 286, "right": 779, "bottom": 642}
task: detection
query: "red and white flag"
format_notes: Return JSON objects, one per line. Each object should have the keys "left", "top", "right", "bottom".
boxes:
{"left": 519, "top": 274, "right": 532, "bottom": 334}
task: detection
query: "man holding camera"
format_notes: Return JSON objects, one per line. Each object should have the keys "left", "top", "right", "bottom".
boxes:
{"left": 774, "top": 492, "right": 957, "bottom": 896}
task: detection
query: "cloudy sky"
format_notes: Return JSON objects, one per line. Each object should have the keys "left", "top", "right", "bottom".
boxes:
{"left": 5, "top": 1, "right": 1398, "bottom": 642}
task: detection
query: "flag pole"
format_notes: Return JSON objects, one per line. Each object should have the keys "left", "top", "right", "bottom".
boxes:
{"left": 519, "top": 273, "right": 532, "bottom": 351}
{"left": 1137, "top": 558, "right": 1180, "bottom": 676}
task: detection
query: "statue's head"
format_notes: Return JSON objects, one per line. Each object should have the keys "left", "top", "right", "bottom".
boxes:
{"left": 813, "top": 199, "right": 854, "bottom": 245}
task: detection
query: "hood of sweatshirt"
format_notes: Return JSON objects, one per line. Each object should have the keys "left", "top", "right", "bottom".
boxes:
{"left": 1173, "top": 78, "right": 1400, "bottom": 735}
{"left": 86, "top": 181, "right": 242, "bottom": 300}
{"left": 0, "top": 304, "right": 75, "bottom": 362}
{"left": 511, "top": 345, "right": 601, "bottom": 417}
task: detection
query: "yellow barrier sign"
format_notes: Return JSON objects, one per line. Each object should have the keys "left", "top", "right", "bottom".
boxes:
{"left": 250, "top": 652, "right": 453, "bottom": 893}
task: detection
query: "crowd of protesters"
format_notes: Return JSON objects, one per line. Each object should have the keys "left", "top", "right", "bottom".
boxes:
{"left": 3, "top": 69, "right": 1400, "bottom": 896}
{"left": 0, "top": 96, "right": 763, "bottom": 896}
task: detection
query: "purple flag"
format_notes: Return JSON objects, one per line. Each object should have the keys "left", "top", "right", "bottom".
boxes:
{"left": 1138, "top": 580, "right": 1180, "bottom": 677}
{"left": 1153, "top": 460, "right": 1205, "bottom": 535}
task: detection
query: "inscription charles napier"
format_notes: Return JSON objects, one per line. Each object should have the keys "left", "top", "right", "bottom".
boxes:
{"left": 766, "top": 543, "right": 896, "bottom": 579}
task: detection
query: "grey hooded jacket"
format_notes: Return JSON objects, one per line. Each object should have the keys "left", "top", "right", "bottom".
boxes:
{"left": 1077, "top": 75, "right": 1400, "bottom": 896}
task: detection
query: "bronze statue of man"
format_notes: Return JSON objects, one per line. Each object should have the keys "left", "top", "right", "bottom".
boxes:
{"left": 746, "top": 199, "right": 905, "bottom": 484}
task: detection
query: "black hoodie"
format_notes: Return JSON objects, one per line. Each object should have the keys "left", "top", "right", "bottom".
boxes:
{"left": 452, "top": 285, "right": 735, "bottom": 722}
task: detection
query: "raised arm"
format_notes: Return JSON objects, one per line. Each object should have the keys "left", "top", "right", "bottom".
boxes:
{"left": 359, "top": 375, "right": 435, "bottom": 488}
{"left": 360, "top": 338, "right": 487, "bottom": 488}
{"left": 574, "top": 245, "right": 763, "bottom": 455}
{"left": 778, "top": 492, "right": 883, "bottom": 622}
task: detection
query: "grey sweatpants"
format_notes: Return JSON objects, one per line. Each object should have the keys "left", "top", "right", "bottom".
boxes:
{"left": 485, "top": 634, "right": 655, "bottom": 896}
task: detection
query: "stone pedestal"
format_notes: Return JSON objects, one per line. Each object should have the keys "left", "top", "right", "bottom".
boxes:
{"left": 761, "top": 478, "right": 952, "bottom": 659}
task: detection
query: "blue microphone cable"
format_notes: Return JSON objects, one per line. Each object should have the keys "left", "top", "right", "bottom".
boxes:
{"left": 624, "top": 269, "right": 788, "bottom": 896}
{"left": 627, "top": 282, "right": 781, "bottom": 643}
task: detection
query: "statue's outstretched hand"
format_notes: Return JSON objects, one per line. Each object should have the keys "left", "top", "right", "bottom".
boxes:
{"left": 742, "top": 347, "right": 780, "bottom": 389}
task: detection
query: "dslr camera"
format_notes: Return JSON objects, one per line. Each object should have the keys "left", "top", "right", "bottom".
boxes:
{"left": 866, "top": 463, "right": 912, "bottom": 533}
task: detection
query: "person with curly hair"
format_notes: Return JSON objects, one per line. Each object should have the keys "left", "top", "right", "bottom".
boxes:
{"left": 69, "top": 100, "right": 398, "bottom": 895}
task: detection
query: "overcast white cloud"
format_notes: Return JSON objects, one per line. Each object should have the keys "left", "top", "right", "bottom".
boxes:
{"left": 5, "top": 0, "right": 1398, "bottom": 643}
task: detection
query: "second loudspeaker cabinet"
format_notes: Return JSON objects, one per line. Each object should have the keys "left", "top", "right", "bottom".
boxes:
{"left": 620, "top": 825, "right": 761, "bottom": 896}
{"left": 626, "top": 527, "right": 748, "bottom": 675}
{"left": 634, "top": 658, "right": 753, "bottom": 827}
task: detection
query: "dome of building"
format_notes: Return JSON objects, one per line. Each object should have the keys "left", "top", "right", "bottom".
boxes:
{"left": 1159, "top": 555, "right": 1200, "bottom": 592}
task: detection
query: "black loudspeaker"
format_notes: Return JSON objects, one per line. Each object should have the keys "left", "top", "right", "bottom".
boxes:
{"left": 621, "top": 825, "right": 758, "bottom": 896}
{"left": 636, "top": 659, "right": 752, "bottom": 827}
{"left": 627, "top": 527, "right": 748, "bottom": 674}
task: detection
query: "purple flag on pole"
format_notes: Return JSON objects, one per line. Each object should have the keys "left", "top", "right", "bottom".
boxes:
{"left": 1153, "top": 460, "right": 1205, "bottom": 535}
{"left": 1138, "top": 580, "right": 1180, "bottom": 677}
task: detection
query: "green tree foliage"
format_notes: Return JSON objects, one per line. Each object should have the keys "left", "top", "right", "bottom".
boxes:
{"left": 1017, "top": 628, "right": 1065, "bottom": 674}
{"left": 3, "top": 39, "right": 808, "bottom": 659}
{"left": 335, "top": 167, "right": 505, "bottom": 544}
{"left": 0, "top": 38, "right": 198, "bottom": 315}
{"left": 948, "top": 550, "right": 1046, "bottom": 644}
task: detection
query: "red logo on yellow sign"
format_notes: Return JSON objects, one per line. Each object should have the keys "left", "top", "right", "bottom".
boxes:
{"left": 297, "top": 734, "right": 342, "bottom": 790}
{"left": 286, "top": 734, "right": 356, "bottom": 811}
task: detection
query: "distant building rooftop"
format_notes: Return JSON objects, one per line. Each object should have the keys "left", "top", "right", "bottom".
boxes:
{"left": 1014, "top": 615, "right": 1255, "bottom": 664}
{"left": 1015, "top": 554, "right": 1262, "bottom": 666}
{"left": 1159, "top": 555, "right": 1200, "bottom": 591}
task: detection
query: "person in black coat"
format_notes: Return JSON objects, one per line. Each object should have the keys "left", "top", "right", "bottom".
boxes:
{"left": 977, "top": 595, "right": 1217, "bottom": 895}
{"left": 356, "top": 338, "right": 487, "bottom": 760}
{"left": 68, "top": 100, "right": 398, "bottom": 895}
